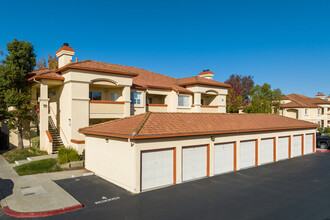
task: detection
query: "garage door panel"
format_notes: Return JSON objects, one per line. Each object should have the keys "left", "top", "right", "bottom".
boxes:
{"left": 240, "top": 140, "right": 255, "bottom": 169}
{"left": 260, "top": 139, "right": 274, "bottom": 164}
{"left": 292, "top": 135, "right": 302, "bottom": 157}
{"left": 305, "top": 134, "right": 313, "bottom": 154}
{"left": 182, "top": 146, "right": 207, "bottom": 181}
{"left": 214, "top": 143, "right": 234, "bottom": 175}
{"left": 141, "top": 149, "right": 173, "bottom": 191}
{"left": 278, "top": 137, "right": 289, "bottom": 160}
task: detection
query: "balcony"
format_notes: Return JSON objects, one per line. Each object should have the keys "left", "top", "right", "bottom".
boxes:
{"left": 200, "top": 105, "right": 218, "bottom": 113}
{"left": 147, "top": 104, "right": 168, "bottom": 112}
{"left": 90, "top": 100, "right": 125, "bottom": 119}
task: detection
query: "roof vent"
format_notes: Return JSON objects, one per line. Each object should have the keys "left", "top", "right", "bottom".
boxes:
{"left": 203, "top": 69, "right": 210, "bottom": 72}
{"left": 63, "top": 43, "right": 69, "bottom": 46}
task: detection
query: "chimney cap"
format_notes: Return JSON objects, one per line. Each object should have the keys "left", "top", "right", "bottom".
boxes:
{"left": 63, "top": 43, "right": 69, "bottom": 46}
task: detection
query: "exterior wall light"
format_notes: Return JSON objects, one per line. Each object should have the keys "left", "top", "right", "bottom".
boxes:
{"left": 211, "top": 136, "right": 215, "bottom": 142}
{"left": 105, "top": 138, "right": 109, "bottom": 143}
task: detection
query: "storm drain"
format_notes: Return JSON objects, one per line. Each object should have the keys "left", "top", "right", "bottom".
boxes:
{"left": 21, "top": 185, "right": 46, "bottom": 196}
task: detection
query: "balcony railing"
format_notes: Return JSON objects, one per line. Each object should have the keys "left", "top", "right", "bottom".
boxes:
{"left": 90, "top": 100, "right": 125, "bottom": 118}
{"left": 200, "top": 105, "right": 218, "bottom": 112}
{"left": 147, "top": 104, "right": 168, "bottom": 112}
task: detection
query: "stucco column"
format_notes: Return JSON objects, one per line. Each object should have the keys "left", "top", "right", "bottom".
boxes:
{"left": 193, "top": 92, "right": 201, "bottom": 112}
{"left": 256, "top": 138, "right": 261, "bottom": 166}
{"left": 217, "top": 95, "right": 226, "bottom": 113}
{"left": 209, "top": 142, "right": 215, "bottom": 176}
{"left": 236, "top": 141, "right": 240, "bottom": 170}
{"left": 176, "top": 146, "right": 182, "bottom": 184}
{"left": 123, "top": 86, "right": 131, "bottom": 117}
{"left": 39, "top": 81, "right": 49, "bottom": 152}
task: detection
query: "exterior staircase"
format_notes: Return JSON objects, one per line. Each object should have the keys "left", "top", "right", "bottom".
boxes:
{"left": 48, "top": 116, "right": 64, "bottom": 153}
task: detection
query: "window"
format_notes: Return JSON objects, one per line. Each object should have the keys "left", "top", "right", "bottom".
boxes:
{"left": 201, "top": 99, "right": 204, "bottom": 105}
{"left": 148, "top": 97, "right": 153, "bottom": 104}
{"left": 318, "top": 108, "right": 321, "bottom": 115}
{"left": 110, "top": 93, "right": 118, "bottom": 101}
{"left": 131, "top": 92, "right": 141, "bottom": 105}
{"left": 305, "top": 109, "right": 308, "bottom": 115}
{"left": 89, "top": 91, "right": 101, "bottom": 100}
{"left": 178, "top": 95, "right": 189, "bottom": 107}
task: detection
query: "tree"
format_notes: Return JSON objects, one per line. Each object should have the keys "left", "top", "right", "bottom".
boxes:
{"left": 225, "top": 74, "right": 254, "bottom": 112}
{"left": 243, "top": 83, "right": 282, "bottom": 114}
{"left": 36, "top": 57, "right": 47, "bottom": 69}
{"left": 226, "top": 88, "right": 243, "bottom": 113}
{"left": 48, "top": 54, "right": 58, "bottom": 69}
{"left": 0, "top": 39, "right": 36, "bottom": 149}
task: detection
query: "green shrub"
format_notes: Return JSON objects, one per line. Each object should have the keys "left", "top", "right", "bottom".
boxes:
{"left": 325, "top": 127, "right": 330, "bottom": 134}
{"left": 57, "top": 147, "right": 80, "bottom": 164}
{"left": 30, "top": 136, "right": 40, "bottom": 149}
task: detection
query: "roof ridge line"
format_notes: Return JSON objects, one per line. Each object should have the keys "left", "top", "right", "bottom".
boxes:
{"left": 132, "top": 112, "right": 152, "bottom": 136}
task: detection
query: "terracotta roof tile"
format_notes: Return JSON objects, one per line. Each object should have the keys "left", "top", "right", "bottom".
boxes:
{"left": 79, "top": 112, "right": 317, "bottom": 139}
{"left": 27, "top": 68, "right": 64, "bottom": 82}
{"left": 280, "top": 94, "right": 330, "bottom": 108}
{"left": 177, "top": 76, "right": 231, "bottom": 88}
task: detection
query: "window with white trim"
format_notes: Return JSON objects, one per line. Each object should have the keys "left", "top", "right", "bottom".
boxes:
{"left": 305, "top": 108, "right": 308, "bottom": 115}
{"left": 131, "top": 92, "right": 141, "bottom": 105}
{"left": 178, "top": 95, "right": 189, "bottom": 107}
{"left": 89, "top": 91, "right": 101, "bottom": 100}
{"left": 318, "top": 108, "right": 322, "bottom": 115}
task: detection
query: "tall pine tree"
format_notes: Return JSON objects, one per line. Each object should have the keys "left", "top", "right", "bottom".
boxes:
{"left": 0, "top": 39, "right": 36, "bottom": 149}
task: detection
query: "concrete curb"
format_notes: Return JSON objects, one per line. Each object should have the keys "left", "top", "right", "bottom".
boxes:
{"left": 316, "top": 150, "right": 330, "bottom": 153}
{"left": 2, "top": 204, "right": 83, "bottom": 218}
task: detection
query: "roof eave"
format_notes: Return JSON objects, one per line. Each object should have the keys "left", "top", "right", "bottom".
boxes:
{"left": 56, "top": 66, "right": 138, "bottom": 77}
{"left": 79, "top": 125, "right": 317, "bottom": 140}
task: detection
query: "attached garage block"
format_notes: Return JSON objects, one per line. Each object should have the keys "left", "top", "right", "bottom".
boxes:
{"left": 141, "top": 149, "right": 174, "bottom": 191}
{"left": 240, "top": 140, "right": 256, "bottom": 169}
{"left": 260, "top": 138, "right": 274, "bottom": 164}
{"left": 214, "top": 143, "right": 234, "bottom": 175}
{"left": 277, "top": 137, "right": 289, "bottom": 160}
{"left": 292, "top": 135, "right": 302, "bottom": 157}
{"left": 182, "top": 145, "right": 207, "bottom": 181}
{"left": 304, "top": 134, "right": 313, "bottom": 154}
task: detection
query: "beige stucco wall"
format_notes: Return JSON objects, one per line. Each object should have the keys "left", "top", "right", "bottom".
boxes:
{"left": 84, "top": 127, "right": 315, "bottom": 194}
{"left": 85, "top": 136, "right": 136, "bottom": 192}
{"left": 282, "top": 105, "right": 330, "bottom": 127}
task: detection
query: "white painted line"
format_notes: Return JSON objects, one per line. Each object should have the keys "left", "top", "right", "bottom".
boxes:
{"left": 83, "top": 172, "right": 94, "bottom": 176}
{"left": 27, "top": 157, "right": 32, "bottom": 161}
{"left": 15, "top": 161, "right": 19, "bottom": 165}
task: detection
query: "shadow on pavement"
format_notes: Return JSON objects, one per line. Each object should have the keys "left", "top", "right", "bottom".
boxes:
{"left": 0, "top": 178, "right": 14, "bottom": 201}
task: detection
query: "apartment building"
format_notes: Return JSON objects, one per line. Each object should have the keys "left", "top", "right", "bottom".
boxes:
{"left": 279, "top": 93, "right": 330, "bottom": 127}
{"left": 11, "top": 44, "right": 230, "bottom": 153}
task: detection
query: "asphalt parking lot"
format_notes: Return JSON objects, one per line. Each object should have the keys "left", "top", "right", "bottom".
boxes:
{"left": 3, "top": 152, "right": 330, "bottom": 220}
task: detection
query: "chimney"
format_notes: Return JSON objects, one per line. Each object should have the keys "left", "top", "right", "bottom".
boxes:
{"left": 198, "top": 69, "right": 214, "bottom": 80}
{"left": 56, "top": 43, "right": 75, "bottom": 68}
{"left": 315, "top": 92, "right": 326, "bottom": 99}
{"left": 327, "top": 95, "right": 330, "bottom": 102}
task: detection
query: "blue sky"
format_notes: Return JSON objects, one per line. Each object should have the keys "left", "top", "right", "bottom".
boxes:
{"left": 1, "top": 0, "right": 329, "bottom": 97}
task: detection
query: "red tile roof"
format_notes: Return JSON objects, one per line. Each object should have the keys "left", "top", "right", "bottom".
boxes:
{"left": 27, "top": 68, "right": 64, "bottom": 82}
{"left": 57, "top": 60, "right": 232, "bottom": 93}
{"left": 177, "top": 76, "right": 231, "bottom": 88}
{"left": 280, "top": 94, "right": 330, "bottom": 108}
{"left": 79, "top": 112, "right": 317, "bottom": 140}
{"left": 198, "top": 70, "right": 214, "bottom": 76}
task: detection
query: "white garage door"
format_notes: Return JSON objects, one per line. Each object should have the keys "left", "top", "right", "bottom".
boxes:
{"left": 292, "top": 135, "right": 302, "bottom": 157}
{"left": 278, "top": 137, "right": 289, "bottom": 160}
{"left": 240, "top": 140, "right": 256, "bottom": 169}
{"left": 141, "top": 149, "right": 173, "bottom": 191}
{"left": 304, "top": 134, "right": 313, "bottom": 154}
{"left": 214, "top": 143, "right": 234, "bottom": 175}
{"left": 260, "top": 138, "right": 274, "bottom": 164}
{"left": 182, "top": 145, "right": 207, "bottom": 181}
